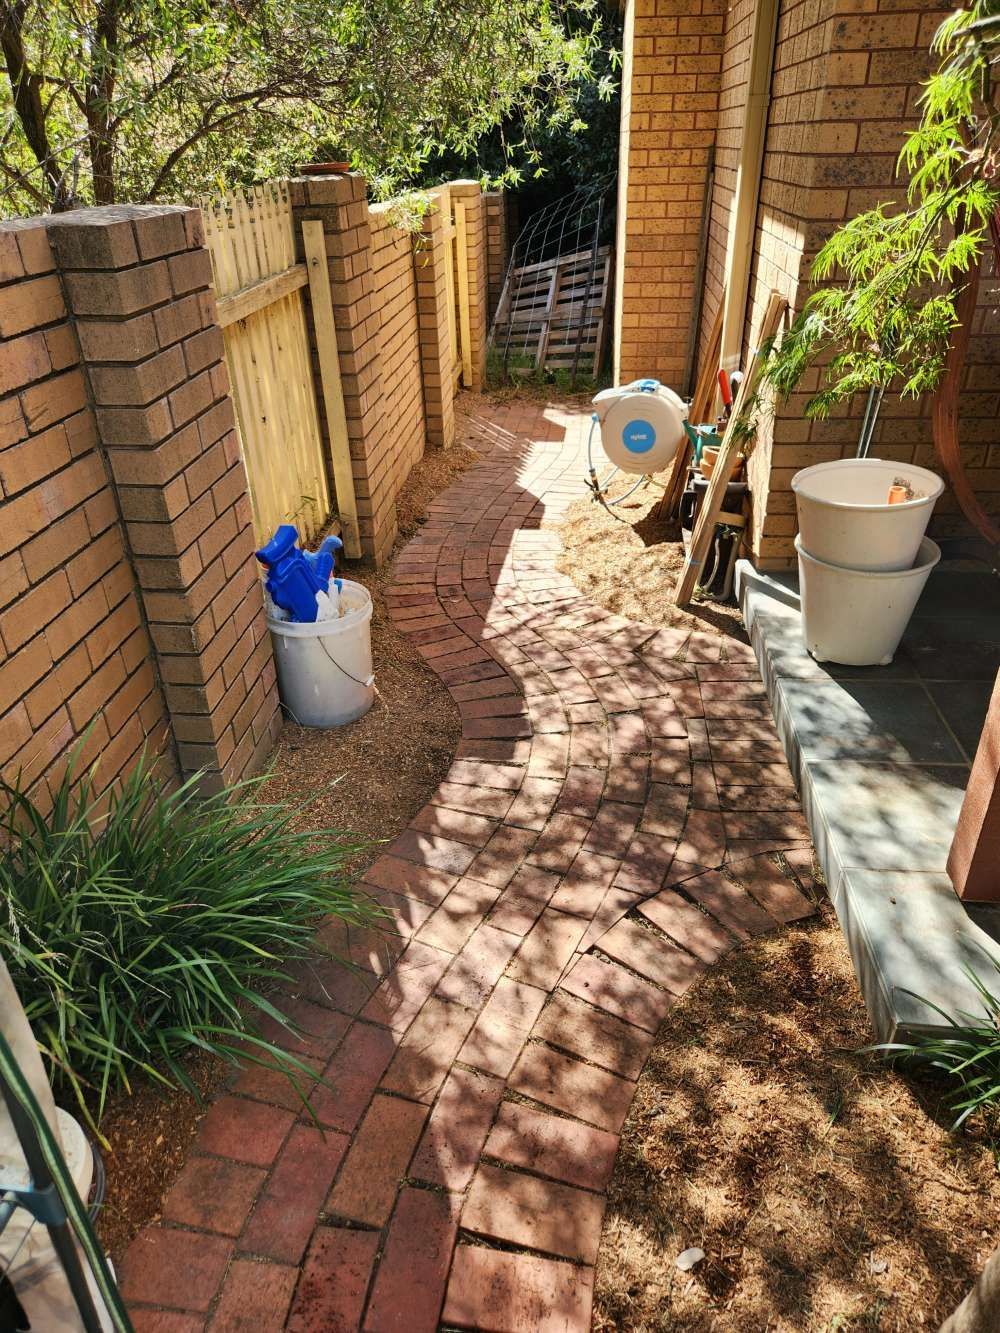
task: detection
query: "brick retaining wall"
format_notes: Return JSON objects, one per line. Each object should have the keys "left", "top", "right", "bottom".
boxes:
{"left": 1, "top": 205, "right": 279, "bottom": 800}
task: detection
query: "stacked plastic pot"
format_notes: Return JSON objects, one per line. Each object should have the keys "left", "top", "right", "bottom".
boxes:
{"left": 791, "top": 459, "right": 944, "bottom": 667}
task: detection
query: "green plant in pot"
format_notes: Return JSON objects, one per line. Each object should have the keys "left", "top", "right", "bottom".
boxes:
{"left": 0, "top": 747, "right": 372, "bottom": 1134}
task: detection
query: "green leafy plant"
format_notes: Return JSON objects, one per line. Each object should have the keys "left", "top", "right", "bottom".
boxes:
{"left": 0, "top": 749, "right": 371, "bottom": 1131}
{"left": 0, "top": 0, "right": 607, "bottom": 212}
{"left": 763, "top": 1, "right": 1000, "bottom": 415}
{"left": 875, "top": 957, "right": 1000, "bottom": 1129}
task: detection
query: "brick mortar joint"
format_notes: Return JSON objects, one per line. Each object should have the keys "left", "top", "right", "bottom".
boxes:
{"left": 47, "top": 247, "right": 187, "bottom": 781}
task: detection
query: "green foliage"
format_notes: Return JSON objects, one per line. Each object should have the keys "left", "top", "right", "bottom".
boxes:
{"left": 0, "top": 0, "right": 608, "bottom": 212}
{"left": 0, "top": 749, "right": 370, "bottom": 1129}
{"left": 763, "top": 1, "right": 1000, "bottom": 416}
{"left": 875, "top": 959, "right": 1000, "bottom": 1129}
{"left": 417, "top": 1, "right": 622, "bottom": 202}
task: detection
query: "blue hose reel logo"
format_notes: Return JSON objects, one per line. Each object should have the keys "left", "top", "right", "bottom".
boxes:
{"left": 622, "top": 418, "right": 656, "bottom": 454}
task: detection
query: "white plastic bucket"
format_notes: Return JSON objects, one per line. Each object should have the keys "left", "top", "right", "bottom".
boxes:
{"left": 796, "top": 534, "right": 941, "bottom": 666}
{"left": 792, "top": 459, "right": 944, "bottom": 572}
{"left": 267, "top": 578, "right": 375, "bottom": 727}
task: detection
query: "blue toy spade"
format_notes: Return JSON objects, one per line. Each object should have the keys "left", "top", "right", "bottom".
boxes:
{"left": 255, "top": 524, "right": 343, "bottom": 623}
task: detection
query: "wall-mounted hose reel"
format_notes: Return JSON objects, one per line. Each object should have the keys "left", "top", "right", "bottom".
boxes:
{"left": 592, "top": 378, "right": 687, "bottom": 475}
{"left": 587, "top": 377, "right": 687, "bottom": 506}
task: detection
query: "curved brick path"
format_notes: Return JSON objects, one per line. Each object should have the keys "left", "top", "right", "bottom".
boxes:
{"left": 121, "top": 401, "right": 816, "bottom": 1331}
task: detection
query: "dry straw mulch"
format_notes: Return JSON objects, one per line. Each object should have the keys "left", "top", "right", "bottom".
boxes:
{"left": 592, "top": 906, "right": 1000, "bottom": 1332}
{"left": 554, "top": 474, "right": 746, "bottom": 640}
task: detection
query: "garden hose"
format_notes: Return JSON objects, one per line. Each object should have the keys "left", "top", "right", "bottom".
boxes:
{"left": 585, "top": 416, "right": 653, "bottom": 515}
{"left": 0, "top": 1027, "right": 133, "bottom": 1333}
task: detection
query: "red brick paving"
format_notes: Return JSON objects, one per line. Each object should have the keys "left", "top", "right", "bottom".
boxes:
{"left": 120, "top": 400, "right": 817, "bottom": 1330}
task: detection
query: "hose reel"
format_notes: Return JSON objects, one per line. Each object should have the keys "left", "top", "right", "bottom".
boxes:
{"left": 592, "top": 378, "right": 687, "bottom": 476}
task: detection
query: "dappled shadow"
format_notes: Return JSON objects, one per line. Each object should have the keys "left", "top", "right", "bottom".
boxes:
{"left": 116, "top": 393, "right": 831, "bottom": 1329}
{"left": 592, "top": 908, "right": 1000, "bottom": 1332}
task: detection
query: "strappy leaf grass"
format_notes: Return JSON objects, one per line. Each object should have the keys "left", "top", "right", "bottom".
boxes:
{"left": 874, "top": 958, "right": 1000, "bottom": 1130}
{"left": 0, "top": 749, "right": 371, "bottom": 1132}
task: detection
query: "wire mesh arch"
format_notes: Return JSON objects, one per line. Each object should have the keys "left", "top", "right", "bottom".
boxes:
{"left": 489, "top": 175, "right": 616, "bottom": 387}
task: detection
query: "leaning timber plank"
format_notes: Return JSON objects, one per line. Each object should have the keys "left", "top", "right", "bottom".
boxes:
{"left": 674, "top": 290, "right": 786, "bottom": 606}
{"left": 301, "top": 220, "right": 362, "bottom": 558}
{"left": 655, "top": 294, "right": 726, "bottom": 525}
{"left": 215, "top": 262, "right": 309, "bottom": 328}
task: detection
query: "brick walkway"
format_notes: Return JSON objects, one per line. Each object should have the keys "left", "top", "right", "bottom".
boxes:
{"left": 120, "top": 400, "right": 816, "bottom": 1331}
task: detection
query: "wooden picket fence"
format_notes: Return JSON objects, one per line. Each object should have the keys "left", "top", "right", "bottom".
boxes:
{"left": 200, "top": 182, "right": 336, "bottom": 548}
{"left": 200, "top": 176, "right": 479, "bottom": 561}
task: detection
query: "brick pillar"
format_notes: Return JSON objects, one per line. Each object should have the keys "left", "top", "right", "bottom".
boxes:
{"left": 290, "top": 173, "right": 396, "bottom": 565}
{"left": 450, "top": 181, "right": 489, "bottom": 392}
{"left": 48, "top": 205, "right": 280, "bottom": 789}
{"left": 949, "top": 670, "right": 1000, "bottom": 901}
{"left": 484, "top": 190, "right": 509, "bottom": 321}
{"left": 414, "top": 201, "right": 456, "bottom": 449}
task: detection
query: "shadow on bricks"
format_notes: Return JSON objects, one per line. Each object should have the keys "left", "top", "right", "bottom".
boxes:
{"left": 119, "top": 397, "right": 818, "bottom": 1332}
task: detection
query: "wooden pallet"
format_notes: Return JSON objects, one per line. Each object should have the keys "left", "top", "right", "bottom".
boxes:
{"left": 494, "top": 246, "right": 611, "bottom": 376}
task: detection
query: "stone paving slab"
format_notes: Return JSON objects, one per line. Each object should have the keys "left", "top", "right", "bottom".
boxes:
{"left": 121, "top": 400, "right": 817, "bottom": 1331}
{"left": 738, "top": 560, "right": 999, "bottom": 1044}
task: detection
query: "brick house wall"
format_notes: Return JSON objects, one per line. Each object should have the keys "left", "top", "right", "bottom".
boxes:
{"left": 699, "top": 0, "right": 754, "bottom": 369}
{"left": 1, "top": 205, "right": 280, "bottom": 801}
{"left": 613, "top": 0, "right": 725, "bottom": 386}
{"left": 615, "top": 0, "right": 1000, "bottom": 567}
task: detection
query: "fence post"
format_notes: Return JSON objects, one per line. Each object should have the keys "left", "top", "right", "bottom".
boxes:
{"left": 290, "top": 174, "right": 396, "bottom": 565}
{"left": 48, "top": 205, "right": 281, "bottom": 789}
{"left": 413, "top": 199, "right": 456, "bottom": 449}
{"left": 301, "top": 219, "right": 362, "bottom": 556}
{"left": 448, "top": 181, "right": 489, "bottom": 391}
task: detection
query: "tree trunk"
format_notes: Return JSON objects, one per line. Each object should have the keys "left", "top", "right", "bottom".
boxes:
{"left": 0, "top": 0, "right": 73, "bottom": 208}
{"left": 940, "top": 1247, "right": 1000, "bottom": 1332}
{"left": 86, "top": 0, "right": 119, "bottom": 205}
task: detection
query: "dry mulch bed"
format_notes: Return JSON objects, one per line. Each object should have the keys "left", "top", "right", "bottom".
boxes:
{"left": 91, "top": 416, "right": 481, "bottom": 1263}
{"left": 592, "top": 906, "right": 1000, "bottom": 1332}
{"left": 554, "top": 475, "right": 1000, "bottom": 1330}
{"left": 554, "top": 474, "right": 745, "bottom": 640}
{"left": 259, "top": 423, "right": 480, "bottom": 859}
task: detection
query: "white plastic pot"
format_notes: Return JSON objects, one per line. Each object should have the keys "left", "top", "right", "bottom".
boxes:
{"left": 792, "top": 459, "right": 944, "bottom": 572}
{"left": 796, "top": 534, "right": 941, "bottom": 667}
{"left": 267, "top": 578, "right": 375, "bottom": 727}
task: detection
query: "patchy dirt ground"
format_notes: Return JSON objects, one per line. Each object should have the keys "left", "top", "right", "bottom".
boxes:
{"left": 555, "top": 474, "right": 746, "bottom": 640}
{"left": 592, "top": 903, "right": 1000, "bottom": 1333}
{"left": 260, "top": 425, "right": 480, "bottom": 862}
{"left": 89, "top": 1052, "right": 229, "bottom": 1263}
{"left": 91, "top": 417, "right": 480, "bottom": 1263}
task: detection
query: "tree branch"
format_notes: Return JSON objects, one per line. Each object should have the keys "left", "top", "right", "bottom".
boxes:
{"left": 0, "top": 0, "right": 74, "bottom": 207}
{"left": 143, "top": 99, "right": 265, "bottom": 200}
